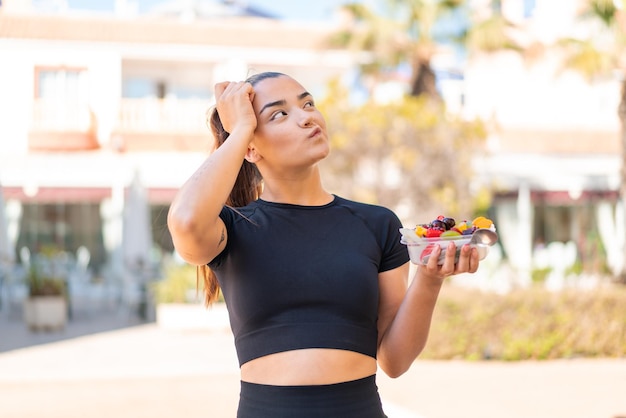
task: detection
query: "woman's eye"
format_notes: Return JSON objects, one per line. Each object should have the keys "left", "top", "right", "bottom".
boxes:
{"left": 270, "top": 110, "right": 287, "bottom": 120}
{"left": 304, "top": 101, "right": 314, "bottom": 108}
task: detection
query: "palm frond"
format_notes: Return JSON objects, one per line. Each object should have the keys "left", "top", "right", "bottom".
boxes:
{"left": 466, "top": 15, "right": 523, "bottom": 53}
{"left": 587, "top": 0, "right": 618, "bottom": 26}
{"left": 557, "top": 37, "right": 616, "bottom": 80}
{"left": 340, "top": 2, "right": 376, "bottom": 21}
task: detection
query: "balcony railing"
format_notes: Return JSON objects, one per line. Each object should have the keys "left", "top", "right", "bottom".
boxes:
{"left": 28, "top": 98, "right": 212, "bottom": 152}
{"left": 29, "top": 99, "right": 98, "bottom": 151}
{"left": 118, "top": 98, "right": 210, "bottom": 133}
{"left": 31, "top": 99, "right": 93, "bottom": 132}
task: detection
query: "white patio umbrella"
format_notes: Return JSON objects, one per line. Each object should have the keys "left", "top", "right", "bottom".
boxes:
{"left": 121, "top": 171, "right": 154, "bottom": 319}
{"left": 122, "top": 171, "right": 153, "bottom": 276}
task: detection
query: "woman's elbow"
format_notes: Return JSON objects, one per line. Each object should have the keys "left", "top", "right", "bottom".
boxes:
{"left": 167, "top": 206, "right": 199, "bottom": 239}
{"left": 167, "top": 214, "right": 203, "bottom": 261}
{"left": 167, "top": 210, "right": 224, "bottom": 266}
{"left": 378, "top": 340, "right": 426, "bottom": 379}
{"left": 379, "top": 361, "right": 411, "bottom": 379}
{"left": 377, "top": 353, "right": 415, "bottom": 379}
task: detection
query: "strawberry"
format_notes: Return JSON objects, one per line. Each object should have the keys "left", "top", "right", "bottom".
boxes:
{"left": 425, "top": 228, "right": 443, "bottom": 238}
{"left": 420, "top": 243, "right": 439, "bottom": 263}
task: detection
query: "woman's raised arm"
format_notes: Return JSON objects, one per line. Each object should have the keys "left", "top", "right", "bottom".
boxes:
{"left": 167, "top": 81, "right": 257, "bottom": 265}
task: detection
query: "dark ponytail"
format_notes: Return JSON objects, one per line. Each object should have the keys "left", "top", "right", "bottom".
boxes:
{"left": 197, "top": 72, "right": 285, "bottom": 305}
{"left": 209, "top": 108, "right": 263, "bottom": 207}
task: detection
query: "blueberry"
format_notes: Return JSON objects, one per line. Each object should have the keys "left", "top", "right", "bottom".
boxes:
{"left": 431, "top": 219, "right": 446, "bottom": 230}
{"left": 442, "top": 217, "right": 456, "bottom": 230}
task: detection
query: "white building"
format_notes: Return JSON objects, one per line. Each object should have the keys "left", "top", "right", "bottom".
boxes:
{"left": 0, "top": 0, "right": 621, "bottom": 287}
{"left": 0, "top": 0, "right": 355, "bottom": 275}
{"left": 462, "top": 0, "right": 623, "bottom": 284}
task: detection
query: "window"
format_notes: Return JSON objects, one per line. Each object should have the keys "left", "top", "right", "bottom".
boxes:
{"left": 32, "top": 67, "right": 91, "bottom": 132}
{"left": 523, "top": 0, "right": 536, "bottom": 18}
{"left": 491, "top": 0, "right": 502, "bottom": 15}
{"left": 36, "top": 67, "right": 89, "bottom": 102}
{"left": 17, "top": 202, "right": 106, "bottom": 269}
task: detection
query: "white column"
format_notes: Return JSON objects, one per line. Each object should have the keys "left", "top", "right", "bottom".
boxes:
{"left": 516, "top": 182, "right": 533, "bottom": 286}
{"left": 100, "top": 180, "right": 125, "bottom": 278}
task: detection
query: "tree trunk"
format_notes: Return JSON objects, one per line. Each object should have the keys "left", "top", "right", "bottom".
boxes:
{"left": 619, "top": 78, "right": 626, "bottom": 283}
{"left": 410, "top": 58, "right": 441, "bottom": 100}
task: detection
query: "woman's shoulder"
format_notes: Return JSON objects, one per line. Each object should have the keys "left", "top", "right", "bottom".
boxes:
{"left": 333, "top": 195, "right": 399, "bottom": 219}
{"left": 220, "top": 200, "right": 261, "bottom": 223}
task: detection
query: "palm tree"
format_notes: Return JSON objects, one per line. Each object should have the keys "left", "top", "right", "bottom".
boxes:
{"left": 328, "top": 0, "right": 523, "bottom": 100}
{"left": 557, "top": 0, "right": 626, "bottom": 281}
{"left": 329, "top": 1, "right": 464, "bottom": 100}
{"left": 321, "top": 1, "right": 498, "bottom": 218}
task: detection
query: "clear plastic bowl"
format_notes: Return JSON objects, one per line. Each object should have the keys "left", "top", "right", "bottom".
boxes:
{"left": 400, "top": 232, "right": 491, "bottom": 265}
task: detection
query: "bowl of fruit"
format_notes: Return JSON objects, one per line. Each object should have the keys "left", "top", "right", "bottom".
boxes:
{"left": 400, "top": 216, "right": 498, "bottom": 265}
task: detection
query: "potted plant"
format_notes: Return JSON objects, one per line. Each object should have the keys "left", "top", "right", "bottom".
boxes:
{"left": 152, "top": 261, "right": 227, "bottom": 331}
{"left": 23, "top": 247, "right": 68, "bottom": 331}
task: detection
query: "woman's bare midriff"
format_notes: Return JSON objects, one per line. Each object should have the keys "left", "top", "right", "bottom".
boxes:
{"left": 240, "top": 348, "right": 378, "bottom": 386}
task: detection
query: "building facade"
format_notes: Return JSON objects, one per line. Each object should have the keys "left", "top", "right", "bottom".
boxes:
{"left": 0, "top": 0, "right": 355, "bottom": 276}
{"left": 0, "top": 0, "right": 622, "bottom": 287}
{"left": 465, "top": 0, "right": 622, "bottom": 283}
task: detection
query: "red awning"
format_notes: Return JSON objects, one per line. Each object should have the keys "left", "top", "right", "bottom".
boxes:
{"left": 495, "top": 190, "right": 619, "bottom": 204}
{"left": 1, "top": 186, "right": 177, "bottom": 204}
{"left": 2, "top": 186, "right": 112, "bottom": 203}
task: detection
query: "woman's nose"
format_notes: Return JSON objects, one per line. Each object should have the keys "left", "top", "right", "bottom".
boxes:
{"left": 299, "top": 112, "right": 313, "bottom": 127}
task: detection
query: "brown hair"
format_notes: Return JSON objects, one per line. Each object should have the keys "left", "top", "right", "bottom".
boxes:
{"left": 198, "top": 72, "right": 285, "bottom": 306}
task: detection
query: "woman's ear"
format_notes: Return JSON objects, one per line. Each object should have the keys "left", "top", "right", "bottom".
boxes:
{"left": 244, "top": 146, "right": 261, "bottom": 163}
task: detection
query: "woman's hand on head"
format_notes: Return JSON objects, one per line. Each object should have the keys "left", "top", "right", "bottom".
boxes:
{"left": 420, "top": 242, "right": 480, "bottom": 284}
{"left": 214, "top": 81, "right": 257, "bottom": 136}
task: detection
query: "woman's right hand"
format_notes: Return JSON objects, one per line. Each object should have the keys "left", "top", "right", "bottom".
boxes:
{"left": 214, "top": 81, "right": 257, "bottom": 137}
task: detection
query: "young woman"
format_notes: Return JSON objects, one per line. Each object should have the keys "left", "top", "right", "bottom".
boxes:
{"left": 167, "top": 72, "right": 481, "bottom": 417}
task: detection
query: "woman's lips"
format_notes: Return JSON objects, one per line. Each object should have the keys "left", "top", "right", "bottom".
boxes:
{"left": 308, "top": 127, "right": 322, "bottom": 138}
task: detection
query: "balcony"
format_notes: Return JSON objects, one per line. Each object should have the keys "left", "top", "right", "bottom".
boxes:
{"left": 28, "top": 98, "right": 214, "bottom": 153}
{"left": 29, "top": 99, "right": 99, "bottom": 151}
{"left": 112, "top": 98, "right": 213, "bottom": 152}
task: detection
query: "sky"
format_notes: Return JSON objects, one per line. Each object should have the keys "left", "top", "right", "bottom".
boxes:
{"left": 60, "top": 0, "right": 361, "bottom": 21}
{"left": 244, "top": 0, "right": 354, "bottom": 21}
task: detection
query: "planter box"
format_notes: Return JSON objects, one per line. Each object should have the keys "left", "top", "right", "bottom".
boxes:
{"left": 156, "top": 303, "right": 229, "bottom": 331}
{"left": 23, "top": 296, "right": 68, "bottom": 332}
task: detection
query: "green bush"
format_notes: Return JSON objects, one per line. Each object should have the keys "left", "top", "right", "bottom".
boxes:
{"left": 530, "top": 267, "right": 551, "bottom": 284}
{"left": 152, "top": 262, "right": 200, "bottom": 304}
{"left": 421, "top": 284, "right": 626, "bottom": 361}
{"left": 26, "top": 245, "right": 67, "bottom": 297}
{"left": 27, "top": 265, "right": 65, "bottom": 297}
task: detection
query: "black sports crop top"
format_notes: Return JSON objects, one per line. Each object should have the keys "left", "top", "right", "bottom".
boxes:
{"left": 209, "top": 195, "right": 409, "bottom": 366}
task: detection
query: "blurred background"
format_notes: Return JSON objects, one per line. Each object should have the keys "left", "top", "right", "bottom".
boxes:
{"left": 0, "top": 0, "right": 624, "bottom": 355}
{"left": 1, "top": 1, "right": 625, "bottom": 417}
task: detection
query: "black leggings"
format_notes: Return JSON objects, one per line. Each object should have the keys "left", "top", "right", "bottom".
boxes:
{"left": 237, "top": 375, "right": 388, "bottom": 418}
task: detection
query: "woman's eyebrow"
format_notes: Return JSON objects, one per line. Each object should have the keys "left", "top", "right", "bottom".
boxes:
{"left": 259, "top": 91, "right": 313, "bottom": 115}
{"left": 298, "top": 91, "right": 312, "bottom": 100}
{"left": 259, "top": 99, "right": 286, "bottom": 115}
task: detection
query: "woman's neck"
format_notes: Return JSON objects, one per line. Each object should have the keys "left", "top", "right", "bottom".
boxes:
{"left": 260, "top": 165, "right": 334, "bottom": 206}
{"left": 259, "top": 168, "right": 332, "bottom": 206}
{"left": 260, "top": 186, "right": 333, "bottom": 206}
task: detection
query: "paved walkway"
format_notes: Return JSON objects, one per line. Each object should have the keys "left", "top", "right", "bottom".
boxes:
{"left": 1, "top": 310, "right": 625, "bottom": 418}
